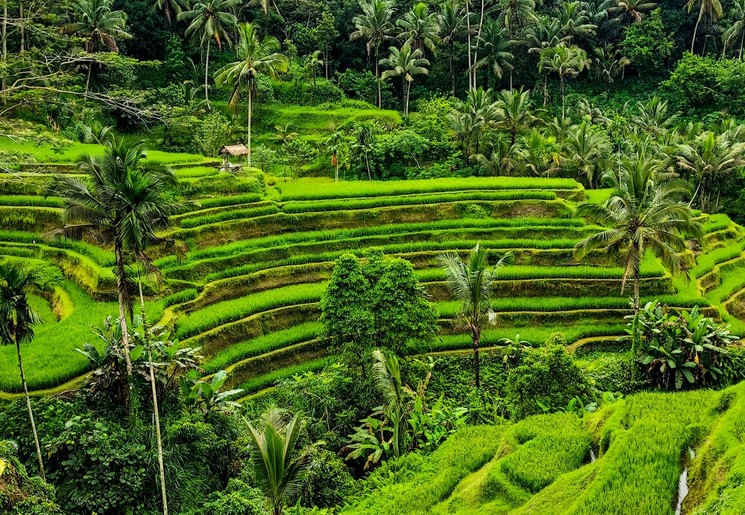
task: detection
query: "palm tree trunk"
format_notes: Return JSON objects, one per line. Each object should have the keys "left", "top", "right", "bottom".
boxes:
{"left": 2, "top": 0, "right": 7, "bottom": 106}
{"left": 560, "top": 76, "right": 565, "bottom": 120}
{"left": 466, "top": 0, "right": 473, "bottom": 91}
{"left": 325, "top": 45, "right": 329, "bottom": 79}
{"left": 375, "top": 45, "right": 381, "bottom": 108}
{"left": 16, "top": 338, "right": 44, "bottom": 479}
{"left": 633, "top": 270, "right": 640, "bottom": 314}
{"left": 472, "top": 0, "right": 486, "bottom": 89}
{"left": 86, "top": 63, "right": 92, "bottom": 94}
{"left": 114, "top": 238, "right": 133, "bottom": 414}
{"left": 204, "top": 41, "right": 210, "bottom": 104}
{"left": 543, "top": 73, "right": 548, "bottom": 106}
{"left": 509, "top": 69, "right": 513, "bottom": 92}
{"left": 18, "top": 0, "right": 23, "bottom": 53}
{"left": 739, "top": 31, "right": 744, "bottom": 60}
{"left": 247, "top": 86, "right": 253, "bottom": 166}
{"left": 404, "top": 80, "right": 410, "bottom": 116}
{"left": 691, "top": 8, "right": 703, "bottom": 54}
{"left": 472, "top": 326, "right": 481, "bottom": 388}
{"left": 137, "top": 278, "right": 168, "bottom": 515}
{"left": 365, "top": 151, "right": 371, "bottom": 180}
{"left": 450, "top": 40, "right": 456, "bottom": 97}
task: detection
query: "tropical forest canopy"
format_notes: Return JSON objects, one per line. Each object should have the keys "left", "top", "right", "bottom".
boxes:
{"left": 2, "top": 0, "right": 745, "bottom": 514}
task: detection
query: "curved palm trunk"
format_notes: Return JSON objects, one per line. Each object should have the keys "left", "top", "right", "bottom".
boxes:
{"left": 404, "top": 79, "right": 410, "bottom": 116}
{"left": 114, "top": 238, "right": 133, "bottom": 413}
{"left": 138, "top": 279, "right": 168, "bottom": 515}
{"left": 471, "top": 325, "right": 481, "bottom": 388}
{"left": 450, "top": 40, "right": 456, "bottom": 97}
{"left": 16, "top": 338, "right": 44, "bottom": 479}
{"left": 739, "top": 31, "right": 744, "bottom": 60}
{"left": 691, "top": 8, "right": 704, "bottom": 54}
{"left": 633, "top": 270, "right": 640, "bottom": 314}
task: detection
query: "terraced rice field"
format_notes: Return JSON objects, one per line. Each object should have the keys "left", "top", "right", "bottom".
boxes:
{"left": 1, "top": 146, "right": 744, "bottom": 396}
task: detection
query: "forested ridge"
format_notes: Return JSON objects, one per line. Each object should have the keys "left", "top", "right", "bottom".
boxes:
{"left": 2, "top": 0, "right": 745, "bottom": 514}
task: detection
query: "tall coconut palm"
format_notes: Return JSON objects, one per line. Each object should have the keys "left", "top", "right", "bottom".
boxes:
{"left": 247, "top": 409, "right": 312, "bottom": 515}
{"left": 440, "top": 0, "right": 465, "bottom": 96}
{"left": 631, "top": 96, "right": 679, "bottom": 137}
{"left": 47, "top": 137, "right": 178, "bottom": 412}
{"left": 215, "top": 23, "right": 289, "bottom": 166}
{"left": 675, "top": 131, "right": 745, "bottom": 212}
{"left": 62, "top": 0, "right": 131, "bottom": 53}
{"left": 0, "top": 265, "right": 44, "bottom": 479}
{"left": 538, "top": 42, "right": 590, "bottom": 119}
{"left": 350, "top": 0, "right": 395, "bottom": 108}
{"left": 723, "top": 0, "right": 745, "bottom": 59}
{"left": 608, "top": 0, "right": 657, "bottom": 23}
{"left": 574, "top": 156, "right": 700, "bottom": 313}
{"left": 154, "top": 0, "right": 185, "bottom": 24}
{"left": 380, "top": 43, "right": 429, "bottom": 116}
{"left": 474, "top": 18, "right": 514, "bottom": 89}
{"left": 558, "top": 0, "right": 598, "bottom": 42}
{"left": 564, "top": 119, "right": 612, "bottom": 188}
{"left": 494, "top": 88, "right": 541, "bottom": 146}
{"left": 396, "top": 2, "right": 441, "bottom": 56}
{"left": 62, "top": 0, "right": 132, "bottom": 92}
{"left": 498, "top": 0, "right": 536, "bottom": 38}
{"left": 179, "top": 0, "right": 238, "bottom": 104}
{"left": 439, "top": 245, "right": 511, "bottom": 388}
{"left": 687, "top": 0, "right": 723, "bottom": 54}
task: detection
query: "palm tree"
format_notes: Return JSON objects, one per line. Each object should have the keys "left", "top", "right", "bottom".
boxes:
{"left": 558, "top": 1, "right": 598, "bottom": 42}
{"left": 179, "top": 0, "right": 238, "bottom": 104}
{"left": 62, "top": 0, "right": 132, "bottom": 92}
{"left": 439, "top": 0, "right": 465, "bottom": 96}
{"left": 538, "top": 42, "right": 590, "bottom": 119}
{"left": 574, "top": 156, "right": 700, "bottom": 313}
{"left": 723, "top": 0, "right": 745, "bottom": 59}
{"left": 247, "top": 408, "right": 312, "bottom": 515}
{"left": 474, "top": 18, "right": 514, "bottom": 90}
{"left": 380, "top": 43, "right": 429, "bottom": 116}
{"left": 631, "top": 96, "right": 679, "bottom": 137}
{"left": 498, "top": 0, "right": 536, "bottom": 38}
{"left": 350, "top": 0, "right": 395, "bottom": 109}
{"left": 215, "top": 23, "right": 288, "bottom": 167}
{"left": 62, "top": 0, "right": 131, "bottom": 53}
{"left": 593, "top": 46, "right": 630, "bottom": 83}
{"left": 494, "top": 88, "right": 540, "bottom": 146}
{"left": 304, "top": 50, "right": 324, "bottom": 88}
{"left": 396, "top": 2, "right": 441, "bottom": 56}
{"left": 438, "top": 244, "right": 511, "bottom": 388}
{"left": 675, "top": 131, "right": 745, "bottom": 212}
{"left": 47, "top": 137, "right": 178, "bottom": 412}
{"left": 154, "top": 0, "right": 185, "bottom": 24}
{"left": 687, "top": 0, "right": 723, "bottom": 54}
{"left": 608, "top": 0, "right": 657, "bottom": 23}
{"left": 564, "top": 119, "right": 612, "bottom": 188}
{"left": 0, "top": 265, "right": 44, "bottom": 479}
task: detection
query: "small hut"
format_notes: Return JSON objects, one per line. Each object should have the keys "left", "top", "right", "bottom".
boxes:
{"left": 219, "top": 144, "right": 249, "bottom": 171}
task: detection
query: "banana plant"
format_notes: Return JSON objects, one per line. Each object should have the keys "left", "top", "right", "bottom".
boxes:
{"left": 179, "top": 370, "right": 243, "bottom": 416}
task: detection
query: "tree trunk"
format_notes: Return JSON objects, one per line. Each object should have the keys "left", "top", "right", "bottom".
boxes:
{"left": 325, "top": 46, "right": 329, "bottom": 79}
{"left": 739, "top": 31, "right": 744, "bottom": 60}
{"left": 114, "top": 238, "right": 133, "bottom": 414}
{"left": 375, "top": 45, "right": 381, "bottom": 108}
{"left": 560, "top": 76, "right": 565, "bottom": 120}
{"left": 691, "top": 8, "right": 703, "bottom": 54}
{"left": 466, "top": 0, "right": 473, "bottom": 91}
{"left": 633, "top": 270, "right": 640, "bottom": 314}
{"left": 204, "top": 41, "right": 210, "bottom": 104}
{"left": 247, "top": 86, "right": 252, "bottom": 166}
{"left": 450, "top": 40, "right": 456, "bottom": 97}
{"left": 2, "top": 0, "right": 7, "bottom": 105}
{"left": 472, "top": 0, "right": 486, "bottom": 89}
{"left": 509, "top": 69, "right": 513, "bottom": 92}
{"left": 18, "top": 1, "right": 23, "bottom": 53}
{"left": 138, "top": 278, "right": 168, "bottom": 515}
{"left": 16, "top": 338, "right": 44, "bottom": 479}
{"left": 472, "top": 327, "right": 481, "bottom": 389}
{"left": 404, "top": 80, "right": 410, "bottom": 116}
{"left": 365, "top": 151, "right": 371, "bottom": 180}
{"left": 543, "top": 73, "right": 548, "bottom": 106}
{"left": 85, "top": 63, "right": 92, "bottom": 94}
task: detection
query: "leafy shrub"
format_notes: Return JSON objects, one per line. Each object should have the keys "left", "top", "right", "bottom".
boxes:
{"left": 299, "top": 447, "right": 354, "bottom": 508}
{"left": 0, "top": 440, "right": 62, "bottom": 515}
{"left": 195, "top": 112, "right": 232, "bottom": 157}
{"left": 505, "top": 344, "right": 592, "bottom": 419}
{"left": 631, "top": 302, "right": 740, "bottom": 390}
{"left": 45, "top": 416, "right": 149, "bottom": 514}
{"left": 199, "top": 479, "right": 265, "bottom": 515}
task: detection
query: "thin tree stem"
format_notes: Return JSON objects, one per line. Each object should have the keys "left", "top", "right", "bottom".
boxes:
{"left": 17, "top": 338, "right": 44, "bottom": 479}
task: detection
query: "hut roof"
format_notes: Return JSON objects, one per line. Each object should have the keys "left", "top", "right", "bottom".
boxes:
{"left": 220, "top": 144, "right": 249, "bottom": 157}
